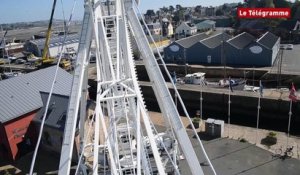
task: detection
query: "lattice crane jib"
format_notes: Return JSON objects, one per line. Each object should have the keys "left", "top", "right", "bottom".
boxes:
{"left": 58, "top": 0, "right": 205, "bottom": 175}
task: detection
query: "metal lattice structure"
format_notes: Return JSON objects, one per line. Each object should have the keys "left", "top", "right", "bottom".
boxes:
{"left": 58, "top": 0, "right": 206, "bottom": 174}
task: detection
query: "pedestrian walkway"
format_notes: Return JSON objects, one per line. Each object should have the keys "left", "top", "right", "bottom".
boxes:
{"left": 148, "top": 111, "right": 300, "bottom": 159}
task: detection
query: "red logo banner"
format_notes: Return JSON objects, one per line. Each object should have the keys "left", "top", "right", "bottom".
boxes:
{"left": 238, "top": 8, "right": 290, "bottom": 18}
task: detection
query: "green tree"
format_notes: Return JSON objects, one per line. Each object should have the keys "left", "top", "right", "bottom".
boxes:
{"left": 195, "top": 5, "right": 202, "bottom": 13}
{"left": 145, "top": 10, "right": 155, "bottom": 18}
{"left": 169, "top": 5, "right": 175, "bottom": 14}
{"left": 291, "top": 1, "right": 300, "bottom": 18}
{"left": 176, "top": 4, "right": 183, "bottom": 11}
{"left": 216, "top": 9, "right": 224, "bottom": 16}
{"left": 264, "top": 0, "right": 275, "bottom": 8}
{"left": 274, "top": 0, "right": 291, "bottom": 8}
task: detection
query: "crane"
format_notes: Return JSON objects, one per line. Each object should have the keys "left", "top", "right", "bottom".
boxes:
{"left": 36, "top": 0, "right": 57, "bottom": 68}
{"left": 58, "top": 0, "right": 211, "bottom": 174}
{"left": 36, "top": 0, "right": 71, "bottom": 70}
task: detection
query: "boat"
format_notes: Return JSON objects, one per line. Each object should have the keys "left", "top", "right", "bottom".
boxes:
{"left": 1, "top": 71, "right": 23, "bottom": 79}
{"left": 183, "top": 72, "right": 246, "bottom": 90}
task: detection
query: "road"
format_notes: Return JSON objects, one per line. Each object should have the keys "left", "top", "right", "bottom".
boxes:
{"left": 271, "top": 44, "right": 300, "bottom": 76}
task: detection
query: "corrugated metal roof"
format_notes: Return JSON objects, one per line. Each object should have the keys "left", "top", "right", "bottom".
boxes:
{"left": 30, "top": 34, "right": 79, "bottom": 49}
{"left": 176, "top": 33, "right": 208, "bottom": 48}
{"left": 200, "top": 33, "right": 232, "bottom": 48}
{"left": 0, "top": 66, "right": 72, "bottom": 123}
{"left": 227, "top": 32, "right": 256, "bottom": 49}
{"left": 257, "top": 32, "right": 279, "bottom": 49}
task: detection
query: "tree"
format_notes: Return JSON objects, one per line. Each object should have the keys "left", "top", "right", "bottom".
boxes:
{"left": 264, "top": 0, "right": 275, "bottom": 8}
{"left": 160, "top": 6, "right": 169, "bottom": 13}
{"left": 222, "top": 4, "right": 228, "bottom": 11}
{"left": 195, "top": 5, "right": 202, "bottom": 13}
{"left": 145, "top": 10, "right": 155, "bottom": 18}
{"left": 216, "top": 9, "right": 224, "bottom": 16}
{"left": 176, "top": 4, "right": 183, "bottom": 11}
{"left": 169, "top": 5, "right": 175, "bottom": 14}
{"left": 274, "top": 0, "right": 291, "bottom": 8}
{"left": 291, "top": 1, "right": 300, "bottom": 18}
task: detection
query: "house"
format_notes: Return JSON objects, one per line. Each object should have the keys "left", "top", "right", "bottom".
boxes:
{"left": 0, "top": 66, "right": 72, "bottom": 161}
{"left": 146, "top": 23, "right": 162, "bottom": 35}
{"left": 161, "top": 18, "right": 174, "bottom": 37}
{"left": 195, "top": 20, "right": 216, "bottom": 31}
{"left": 24, "top": 34, "right": 79, "bottom": 57}
{"left": 175, "top": 22, "right": 197, "bottom": 37}
{"left": 205, "top": 7, "right": 216, "bottom": 16}
{"left": 193, "top": 16, "right": 232, "bottom": 27}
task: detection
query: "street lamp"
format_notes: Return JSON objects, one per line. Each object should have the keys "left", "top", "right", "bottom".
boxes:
{"left": 244, "top": 70, "right": 249, "bottom": 81}
{"left": 185, "top": 63, "right": 189, "bottom": 75}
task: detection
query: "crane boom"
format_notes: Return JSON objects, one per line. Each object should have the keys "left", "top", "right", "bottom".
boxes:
{"left": 41, "top": 0, "right": 57, "bottom": 63}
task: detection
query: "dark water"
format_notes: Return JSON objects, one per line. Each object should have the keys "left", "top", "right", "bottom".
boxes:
{"left": 144, "top": 97, "right": 300, "bottom": 136}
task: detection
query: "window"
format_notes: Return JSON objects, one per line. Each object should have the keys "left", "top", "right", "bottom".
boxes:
{"left": 207, "top": 55, "right": 211, "bottom": 64}
{"left": 57, "top": 112, "right": 67, "bottom": 128}
{"left": 45, "top": 102, "right": 55, "bottom": 120}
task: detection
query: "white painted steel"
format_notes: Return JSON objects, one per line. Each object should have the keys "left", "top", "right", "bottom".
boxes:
{"left": 126, "top": 2, "right": 204, "bottom": 175}
{"left": 59, "top": 0, "right": 208, "bottom": 174}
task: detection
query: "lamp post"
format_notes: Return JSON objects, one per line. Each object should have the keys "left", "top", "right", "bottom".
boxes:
{"left": 244, "top": 70, "right": 249, "bottom": 81}
{"left": 185, "top": 63, "right": 189, "bottom": 75}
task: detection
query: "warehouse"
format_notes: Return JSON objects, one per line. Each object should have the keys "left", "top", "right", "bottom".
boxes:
{"left": 163, "top": 33, "right": 208, "bottom": 64}
{"left": 225, "top": 32, "right": 280, "bottom": 67}
{"left": 187, "top": 33, "right": 231, "bottom": 65}
{"left": 24, "top": 34, "right": 79, "bottom": 57}
{"left": 164, "top": 31, "right": 280, "bottom": 67}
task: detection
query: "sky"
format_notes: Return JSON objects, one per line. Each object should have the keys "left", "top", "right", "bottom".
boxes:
{"left": 0, "top": 0, "right": 245, "bottom": 24}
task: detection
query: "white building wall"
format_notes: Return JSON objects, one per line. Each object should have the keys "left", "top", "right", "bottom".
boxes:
{"left": 271, "top": 38, "right": 280, "bottom": 64}
{"left": 49, "top": 43, "right": 79, "bottom": 57}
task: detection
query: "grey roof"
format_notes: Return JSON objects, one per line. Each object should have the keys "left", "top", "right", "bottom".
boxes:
{"left": 176, "top": 33, "right": 208, "bottom": 48}
{"left": 35, "top": 92, "right": 69, "bottom": 129}
{"left": 200, "top": 20, "right": 216, "bottom": 25}
{"left": 227, "top": 32, "right": 256, "bottom": 49}
{"left": 257, "top": 32, "right": 279, "bottom": 49}
{"left": 0, "top": 66, "right": 72, "bottom": 123}
{"left": 200, "top": 33, "right": 232, "bottom": 48}
{"left": 147, "top": 23, "right": 161, "bottom": 29}
{"left": 30, "top": 34, "right": 79, "bottom": 49}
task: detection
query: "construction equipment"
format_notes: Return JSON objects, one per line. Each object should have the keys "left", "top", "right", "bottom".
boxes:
{"left": 36, "top": 0, "right": 57, "bottom": 68}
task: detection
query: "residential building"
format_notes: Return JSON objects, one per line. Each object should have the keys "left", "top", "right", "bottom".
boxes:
{"left": 175, "top": 22, "right": 197, "bottom": 37}
{"left": 146, "top": 23, "right": 162, "bottom": 35}
{"left": 193, "top": 16, "right": 232, "bottom": 27}
{"left": 195, "top": 20, "right": 216, "bottom": 31}
{"left": 205, "top": 7, "right": 216, "bottom": 16}
{"left": 162, "top": 18, "right": 174, "bottom": 37}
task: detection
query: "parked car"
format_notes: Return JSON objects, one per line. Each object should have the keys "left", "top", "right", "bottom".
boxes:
{"left": 286, "top": 44, "right": 293, "bottom": 50}
{"left": 15, "top": 59, "right": 26, "bottom": 64}
{"left": 280, "top": 44, "right": 286, "bottom": 50}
